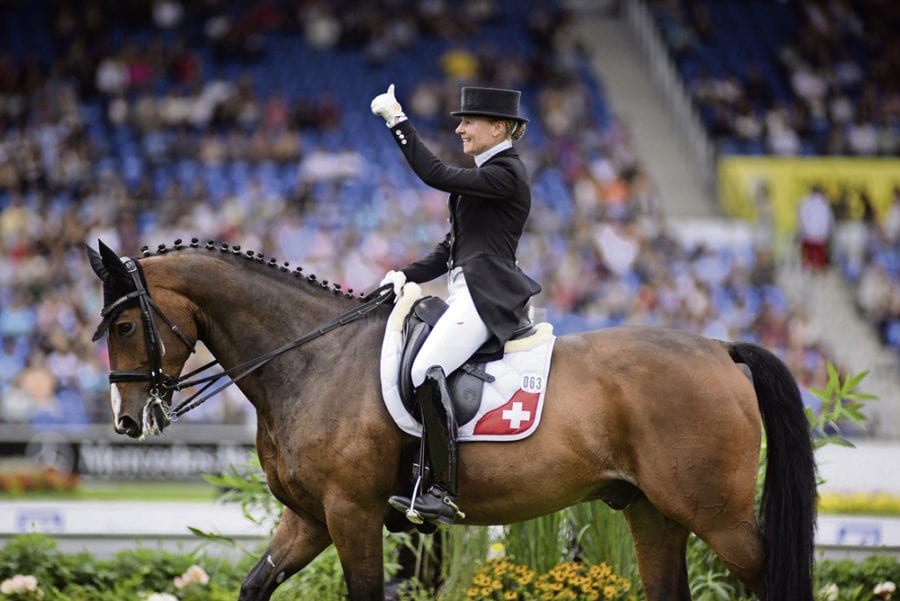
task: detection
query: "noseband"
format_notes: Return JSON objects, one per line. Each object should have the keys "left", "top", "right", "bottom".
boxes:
{"left": 98, "top": 259, "right": 395, "bottom": 423}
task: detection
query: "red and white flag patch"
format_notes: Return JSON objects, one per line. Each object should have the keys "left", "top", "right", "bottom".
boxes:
{"left": 473, "top": 389, "right": 540, "bottom": 435}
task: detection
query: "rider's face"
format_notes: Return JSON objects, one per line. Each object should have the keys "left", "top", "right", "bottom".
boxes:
{"left": 455, "top": 116, "right": 503, "bottom": 157}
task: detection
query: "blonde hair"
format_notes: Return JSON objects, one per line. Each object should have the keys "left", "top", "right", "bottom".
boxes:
{"left": 504, "top": 119, "right": 527, "bottom": 141}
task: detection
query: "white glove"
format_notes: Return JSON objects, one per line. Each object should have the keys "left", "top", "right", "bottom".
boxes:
{"left": 370, "top": 84, "right": 406, "bottom": 126}
{"left": 379, "top": 269, "right": 406, "bottom": 298}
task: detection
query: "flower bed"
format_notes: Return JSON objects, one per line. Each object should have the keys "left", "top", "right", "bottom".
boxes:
{"left": 0, "top": 463, "right": 78, "bottom": 495}
{"left": 820, "top": 491, "right": 900, "bottom": 516}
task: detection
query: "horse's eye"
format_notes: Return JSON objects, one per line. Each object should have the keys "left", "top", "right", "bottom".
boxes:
{"left": 115, "top": 322, "right": 136, "bottom": 337}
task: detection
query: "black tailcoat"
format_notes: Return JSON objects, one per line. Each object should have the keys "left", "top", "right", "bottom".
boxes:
{"left": 391, "top": 120, "right": 541, "bottom": 360}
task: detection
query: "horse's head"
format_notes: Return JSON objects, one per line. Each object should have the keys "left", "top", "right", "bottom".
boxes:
{"left": 86, "top": 241, "right": 197, "bottom": 439}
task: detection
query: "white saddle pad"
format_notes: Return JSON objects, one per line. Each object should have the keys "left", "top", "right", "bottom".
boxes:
{"left": 380, "top": 283, "right": 556, "bottom": 442}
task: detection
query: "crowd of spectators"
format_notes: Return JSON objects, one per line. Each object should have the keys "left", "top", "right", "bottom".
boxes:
{"left": 834, "top": 186, "right": 900, "bottom": 348}
{"left": 650, "top": 0, "right": 900, "bottom": 356}
{"left": 0, "top": 0, "right": 838, "bottom": 429}
{"left": 652, "top": 0, "right": 900, "bottom": 157}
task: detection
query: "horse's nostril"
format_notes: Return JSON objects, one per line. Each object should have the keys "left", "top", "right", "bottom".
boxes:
{"left": 116, "top": 415, "right": 140, "bottom": 437}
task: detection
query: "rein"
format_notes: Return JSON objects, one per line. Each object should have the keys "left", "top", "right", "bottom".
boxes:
{"left": 103, "top": 259, "right": 395, "bottom": 423}
{"left": 165, "top": 283, "right": 395, "bottom": 420}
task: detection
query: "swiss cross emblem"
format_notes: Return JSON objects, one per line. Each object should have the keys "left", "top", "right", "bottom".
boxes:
{"left": 473, "top": 389, "right": 540, "bottom": 435}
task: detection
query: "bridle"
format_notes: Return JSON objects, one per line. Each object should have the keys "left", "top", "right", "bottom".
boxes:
{"left": 105, "top": 257, "right": 193, "bottom": 399}
{"left": 101, "top": 257, "right": 395, "bottom": 424}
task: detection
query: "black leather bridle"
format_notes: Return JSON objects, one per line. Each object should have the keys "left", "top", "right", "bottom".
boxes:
{"left": 100, "top": 260, "right": 395, "bottom": 424}
{"left": 105, "top": 257, "right": 194, "bottom": 400}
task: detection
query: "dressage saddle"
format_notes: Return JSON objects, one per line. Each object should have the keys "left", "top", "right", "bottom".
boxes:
{"left": 398, "top": 296, "right": 534, "bottom": 426}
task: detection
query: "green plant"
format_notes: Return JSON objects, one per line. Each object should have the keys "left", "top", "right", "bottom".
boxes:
{"left": 807, "top": 365, "right": 875, "bottom": 452}
{"left": 688, "top": 568, "right": 738, "bottom": 601}
{"left": 0, "top": 533, "right": 247, "bottom": 600}
{"left": 569, "top": 501, "right": 638, "bottom": 587}
{"left": 503, "top": 511, "right": 570, "bottom": 575}
{"left": 437, "top": 526, "right": 494, "bottom": 601}
{"left": 0, "top": 534, "right": 62, "bottom": 587}
{"left": 815, "top": 556, "right": 900, "bottom": 600}
{"left": 201, "top": 451, "right": 281, "bottom": 536}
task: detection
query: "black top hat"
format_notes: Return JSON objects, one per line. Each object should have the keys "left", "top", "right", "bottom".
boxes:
{"left": 451, "top": 87, "right": 528, "bottom": 123}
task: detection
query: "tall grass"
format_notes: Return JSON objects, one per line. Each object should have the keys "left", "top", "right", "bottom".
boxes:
{"left": 433, "top": 502, "right": 639, "bottom": 599}
{"left": 435, "top": 526, "right": 493, "bottom": 601}
{"left": 503, "top": 510, "right": 569, "bottom": 574}
{"left": 569, "top": 501, "right": 637, "bottom": 582}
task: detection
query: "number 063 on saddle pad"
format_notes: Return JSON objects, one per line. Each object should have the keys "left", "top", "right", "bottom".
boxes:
{"left": 380, "top": 283, "right": 556, "bottom": 442}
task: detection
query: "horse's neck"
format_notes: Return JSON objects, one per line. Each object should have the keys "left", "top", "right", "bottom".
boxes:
{"left": 168, "top": 253, "right": 383, "bottom": 412}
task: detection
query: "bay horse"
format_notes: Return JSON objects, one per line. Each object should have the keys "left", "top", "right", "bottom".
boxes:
{"left": 86, "top": 239, "right": 816, "bottom": 601}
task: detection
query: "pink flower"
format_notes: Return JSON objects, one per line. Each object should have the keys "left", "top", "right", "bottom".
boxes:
{"left": 0, "top": 575, "right": 42, "bottom": 598}
{"left": 174, "top": 564, "right": 209, "bottom": 589}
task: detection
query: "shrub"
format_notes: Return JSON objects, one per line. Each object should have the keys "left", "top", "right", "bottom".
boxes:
{"left": 0, "top": 533, "right": 244, "bottom": 600}
{"left": 815, "top": 556, "right": 900, "bottom": 600}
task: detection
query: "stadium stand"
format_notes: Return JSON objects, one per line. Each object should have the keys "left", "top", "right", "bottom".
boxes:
{"left": 648, "top": 0, "right": 900, "bottom": 357}
{"left": 0, "top": 0, "right": 859, "bottom": 432}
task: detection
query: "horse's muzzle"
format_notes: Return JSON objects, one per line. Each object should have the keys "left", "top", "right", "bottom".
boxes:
{"left": 115, "top": 415, "right": 142, "bottom": 439}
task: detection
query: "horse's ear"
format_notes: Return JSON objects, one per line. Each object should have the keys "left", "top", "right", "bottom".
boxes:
{"left": 97, "top": 239, "right": 132, "bottom": 287}
{"left": 85, "top": 243, "right": 108, "bottom": 281}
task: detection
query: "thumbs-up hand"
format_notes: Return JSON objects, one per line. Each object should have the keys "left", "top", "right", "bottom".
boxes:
{"left": 370, "top": 83, "right": 405, "bottom": 125}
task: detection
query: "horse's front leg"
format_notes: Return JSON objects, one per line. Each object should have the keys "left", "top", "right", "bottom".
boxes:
{"left": 239, "top": 507, "right": 332, "bottom": 601}
{"left": 327, "top": 500, "right": 389, "bottom": 601}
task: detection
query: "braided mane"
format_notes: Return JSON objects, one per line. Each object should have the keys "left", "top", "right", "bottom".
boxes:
{"left": 139, "top": 237, "right": 365, "bottom": 302}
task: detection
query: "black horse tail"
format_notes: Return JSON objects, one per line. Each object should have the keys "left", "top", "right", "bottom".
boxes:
{"left": 728, "top": 342, "right": 817, "bottom": 601}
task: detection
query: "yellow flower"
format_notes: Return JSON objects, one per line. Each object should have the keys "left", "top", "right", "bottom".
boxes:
{"left": 504, "top": 592, "right": 518, "bottom": 600}
{"left": 466, "top": 588, "right": 479, "bottom": 598}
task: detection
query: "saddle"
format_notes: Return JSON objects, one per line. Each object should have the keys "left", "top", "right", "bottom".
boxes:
{"left": 398, "top": 296, "right": 535, "bottom": 426}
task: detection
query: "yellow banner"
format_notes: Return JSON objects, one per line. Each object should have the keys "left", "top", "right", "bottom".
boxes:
{"left": 717, "top": 157, "right": 900, "bottom": 232}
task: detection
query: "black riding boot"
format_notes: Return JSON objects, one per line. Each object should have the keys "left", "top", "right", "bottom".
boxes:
{"left": 389, "top": 366, "right": 464, "bottom": 527}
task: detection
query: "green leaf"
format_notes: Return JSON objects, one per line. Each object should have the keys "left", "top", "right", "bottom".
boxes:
{"left": 843, "top": 369, "right": 869, "bottom": 392}
{"left": 187, "top": 527, "right": 237, "bottom": 546}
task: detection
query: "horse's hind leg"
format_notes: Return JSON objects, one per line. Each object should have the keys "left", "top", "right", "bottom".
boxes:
{"left": 694, "top": 511, "right": 764, "bottom": 593}
{"left": 623, "top": 496, "right": 691, "bottom": 601}
{"left": 239, "top": 507, "right": 331, "bottom": 601}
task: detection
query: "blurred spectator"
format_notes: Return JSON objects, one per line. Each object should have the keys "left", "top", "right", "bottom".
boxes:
{"left": 797, "top": 185, "right": 834, "bottom": 272}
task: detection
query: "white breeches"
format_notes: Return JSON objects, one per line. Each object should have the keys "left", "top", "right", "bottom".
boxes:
{"left": 411, "top": 268, "right": 490, "bottom": 387}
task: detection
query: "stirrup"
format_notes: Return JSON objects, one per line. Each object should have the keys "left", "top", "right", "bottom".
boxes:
{"left": 392, "top": 475, "right": 425, "bottom": 524}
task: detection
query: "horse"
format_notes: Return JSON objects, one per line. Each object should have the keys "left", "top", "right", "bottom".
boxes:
{"left": 86, "top": 238, "right": 817, "bottom": 601}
